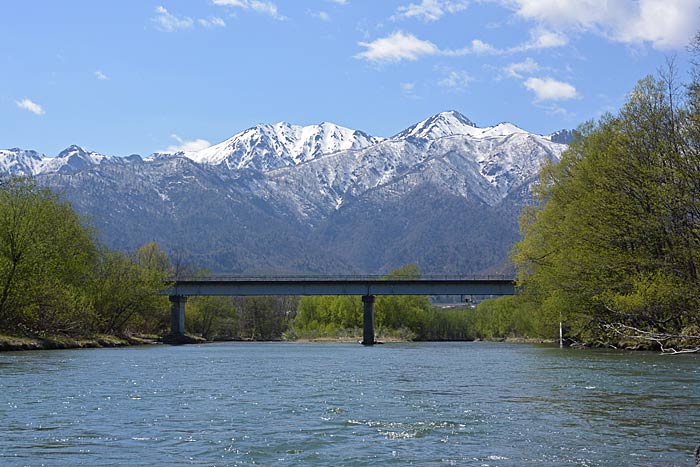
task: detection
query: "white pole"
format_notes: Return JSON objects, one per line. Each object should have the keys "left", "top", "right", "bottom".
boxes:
{"left": 559, "top": 320, "right": 563, "bottom": 348}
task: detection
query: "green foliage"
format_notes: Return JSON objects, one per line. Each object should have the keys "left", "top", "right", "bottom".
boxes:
{"left": 0, "top": 178, "right": 172, "bottom": 337}
{"left": 187, "top": 296, "right": 238, "bottom": 340}
{"left": 513, "top": 69, "right": 700, "bottom": 347}
{"left": 91, "top": 250, "right": 169, "bottom": 335}
{"left": 186, "top": 295, "right": 298, "bottom": 341}
{"left": 0, "top": 178, "right": 98, "bottom": 334}
{"left": 293, "top": 265, "right": 476, "bottom": 341}
{"left": 473, "top": 295, "right": 556, "bottom": 340}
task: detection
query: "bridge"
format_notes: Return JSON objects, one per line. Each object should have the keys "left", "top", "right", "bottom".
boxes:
{"left": 164, "top": 275, "right": 517, "bottom": 345}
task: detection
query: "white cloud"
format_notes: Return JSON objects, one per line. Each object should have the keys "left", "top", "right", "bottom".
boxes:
{"left": 328, "top": 0, "right": 347, "bottom": 4}
{"left": 212, "top": 0, "right": 285, "bottom": 20}
{"left": 524, "top": 77, "right": 578, "bottom": 101}
{"left": 95, "top": 70, "right": 109, "bottom": 80}
{"left": 311, "top": 11, "right": 331, "bottom": 21}
{"left": 394, "top": 0, "right": 469, "bottom": 22}
{"left": 355, "top": 28, "right": 568, "bottom": 64}
{"left": 503, "top": 58, "right": 540, "bottom": 78}
{"left": 166, "top": 134, "right": 212, "bottom": 153}
{"left": 16, "top": 98, "right": 45, "bottom": 116}
{"left": 469, "top": 39, "right": 498, "bottom": 55}
{"left": 199, "top": 16, "right": 226, "bottom": 28}
{"left": 505, "top": 0, "right": 699, "bottom": 49}
{"left": 152, "top": 5, "right": 194, "bottom": 32}
{"left": 356, "top": 31, "right": 440, "bottom": 63}
{"left": 438, "top": 69, "right": 473, "bottom": 90}
{"left": 526, "top": 28, "right": 568, "bottom": 49}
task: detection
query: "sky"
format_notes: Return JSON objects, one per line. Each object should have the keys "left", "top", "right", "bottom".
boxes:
{"left": 1, "top": 0, "right": 699, "bottom": 157}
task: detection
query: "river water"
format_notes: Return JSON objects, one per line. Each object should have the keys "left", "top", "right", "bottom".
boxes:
{"left": 1, "top": 342, "right": 698, "bottom": 466}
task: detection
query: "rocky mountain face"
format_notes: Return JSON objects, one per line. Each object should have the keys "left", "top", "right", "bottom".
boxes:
{"left": 1, "top": 111, "right": 569, "bottom": 274}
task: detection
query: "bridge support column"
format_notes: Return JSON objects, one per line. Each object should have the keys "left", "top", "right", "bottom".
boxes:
{"left": 164, "top": 295, "right": 188, "bottom": 345}
{"left": 362, "top": 295, "right": 375, "bottom": 346}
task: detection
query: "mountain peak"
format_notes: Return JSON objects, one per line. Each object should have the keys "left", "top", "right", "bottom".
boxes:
{"left": 436, "top": 110, "right": 476, "bottom": 126}
{"left": 393, "top": 110, "right": 481, "bottom": 140}
{"left": 185, "top": 120, "right": 384, "bottom": 171}
{"left": 57, "top": 144, "right": 88, "bottom": 158}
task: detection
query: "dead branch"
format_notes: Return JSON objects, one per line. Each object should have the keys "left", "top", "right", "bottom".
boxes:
{"left": 601, "top": 322, "right": 700, "bottom": 354}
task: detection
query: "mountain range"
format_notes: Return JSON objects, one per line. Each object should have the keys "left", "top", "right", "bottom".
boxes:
{"left": 0, "top": 111, "right": 570, "bottom": 274}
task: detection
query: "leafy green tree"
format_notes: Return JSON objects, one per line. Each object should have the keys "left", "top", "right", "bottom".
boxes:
{"left": 187, "top": 296, "right": 238, "bottom": 339}
{"left": 0, "top": 178, "right": 97, "bottom": 334}
{"left": 513, "top": 69, "right": 700, "bottom": 347}
{"left": 91, "top": 250, "right": 169, "bottom": 335}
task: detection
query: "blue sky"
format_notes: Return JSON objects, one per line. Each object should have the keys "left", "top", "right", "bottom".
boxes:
{"left": 2, "top": 0, "right": 698, "bottom": 156}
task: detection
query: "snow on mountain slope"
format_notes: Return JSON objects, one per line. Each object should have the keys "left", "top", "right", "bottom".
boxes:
{"left": 0, "top": 145, "right": 128, "bottom": 177}
{"left": 184, "top": 121, "right": 384, "bottom": 171}
{"left": 393, "top": 111, "right": 531, "bottom": 141}
{"left": 262, "top": 122, "right": 567, "bottom": 222}
{"left": 1, "top": 111, "right": 568, "bottom": 221}
{"left": 0, "top": 148, "right": 45, "bottom": 176}
{"left": 394, "top": 110, "right": 483, "bottom": 140}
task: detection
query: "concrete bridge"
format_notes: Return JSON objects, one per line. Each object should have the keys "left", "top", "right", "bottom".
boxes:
{"left": 165, "top": 275, "right": 517, "bottom": 345}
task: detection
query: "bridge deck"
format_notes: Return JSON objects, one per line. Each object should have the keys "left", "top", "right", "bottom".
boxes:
{"left": 166, "top": 276, "right": 516, "bottom": 297}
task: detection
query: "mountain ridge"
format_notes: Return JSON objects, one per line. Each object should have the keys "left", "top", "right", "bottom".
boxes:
{"left": 1, "top": 111, "right": 571, "bottom": 275}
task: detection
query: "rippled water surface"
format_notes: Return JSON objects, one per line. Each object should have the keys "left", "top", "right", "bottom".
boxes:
{"left": 1, "top": 342, "right": 699, "bottom": 466}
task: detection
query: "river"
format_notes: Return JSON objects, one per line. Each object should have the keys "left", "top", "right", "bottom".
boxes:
{"left": 1, "top": 342, "right": 698, "bottom": 466}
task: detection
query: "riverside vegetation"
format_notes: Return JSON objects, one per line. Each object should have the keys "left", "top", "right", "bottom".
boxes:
{"left": 486, "top": 61, "right": 700, "bottom": 352}
{"left": 0, "top": 180, "right": 508, "bottom": 346}
{"left": 3, "top": 57, "right": 700, "bottom": 349}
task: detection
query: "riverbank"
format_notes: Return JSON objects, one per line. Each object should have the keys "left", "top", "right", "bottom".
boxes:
{"left": 0, "top": 334, "right": 161, "bottom": 352}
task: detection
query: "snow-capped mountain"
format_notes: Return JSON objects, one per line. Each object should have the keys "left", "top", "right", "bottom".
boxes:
{"left": 182, "top": 121, "right": 384, "bottom": 171}
{"left": 393, "top": 110, "right": 529, "bottom": 141}
{"left": 2, "top": 111, "right": 571, "bottom": 274}
{"left": 0, "top": 148, "right": 45, "bottom": 176}
{"left": 0, "top": 144, "right": 131, "bottom": 177}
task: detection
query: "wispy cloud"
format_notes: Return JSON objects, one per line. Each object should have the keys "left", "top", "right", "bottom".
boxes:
{"left": 356, "top": 31, "right": 511, "bottom": 63}
{"left": 355, "top": 28, "right": 571, "bottom": 64}
{"left": 16, "top": 98, "right": 45, "bottom": 116}
{"left": 327, "top": 0, "right": 347, "bottom": 4}
{"left": 95, "top": 70, "right": 109, "bottom": 81}
{"left": 400, "top": 82, "right": 420, "bottom": 98}
{"left": 199, "top": 16, "right": 226, "bottom": 28}
{"left": 503, "top": 58, "right": 540, "bottom": 78}
{"left": 152, "top": 5, "right": 194, "bottom": 32}
{"left": 467, "top": 39, "right": 498, "bottom": 55}
{"left": 465, "top": 30, "right": 568, "bottom": 56}
{"left": 310, "top": 11, "right": 331, "bottom": 22}
{"left": 503, "top": 0, "right": 698, "bottom": 49}
{"left": 166, "top": 134, "right": 212, "bottom": 153}
{"left": 437, "top": 68, "right": 473, "bottom": 90}
{"left": 524, "top": 77, "right": 578, "bottom": 101}
{"left": 212, "top": 0, "right": 285, "bottom": 20}
{"left": 393, "top": 0, "right": 469, "bottom": 22}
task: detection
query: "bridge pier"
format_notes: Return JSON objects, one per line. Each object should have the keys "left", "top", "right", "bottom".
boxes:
{"left": 163, "top": 295, "right": 188, "bottom": 345}
{"left": 362, "top": 294, "right": 375, "bottom": 345}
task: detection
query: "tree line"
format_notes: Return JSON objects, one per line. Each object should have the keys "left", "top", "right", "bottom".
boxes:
{"left": 0, "top": 195, "right": 484, "bottom": 343}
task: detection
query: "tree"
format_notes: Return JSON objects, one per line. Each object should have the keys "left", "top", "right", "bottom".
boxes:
{"left": 91, "top": 250, "right": 169, "bottom": 335}
{"left": 513, "top": 69, "right": 700, "bottom": 348}
{"left": 0, "top": 178, "right": 97, "bottom": 334}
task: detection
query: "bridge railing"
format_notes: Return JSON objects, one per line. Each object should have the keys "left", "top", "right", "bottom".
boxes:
{"left": 168, "top": 274, "right": 516, "bottom": 282}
